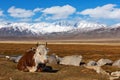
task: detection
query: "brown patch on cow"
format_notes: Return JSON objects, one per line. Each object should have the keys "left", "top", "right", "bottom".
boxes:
{"left": 17, "top": 49, "right": 36, "bottom": 72}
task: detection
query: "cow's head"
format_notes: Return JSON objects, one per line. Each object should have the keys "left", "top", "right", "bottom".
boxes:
{"left": 34, "top": 42, "right": 49, "bottom": 64}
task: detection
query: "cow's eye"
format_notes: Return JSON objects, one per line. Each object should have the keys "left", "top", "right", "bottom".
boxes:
{"left": 39, "top": 53, "right": 41, "bottom": 55}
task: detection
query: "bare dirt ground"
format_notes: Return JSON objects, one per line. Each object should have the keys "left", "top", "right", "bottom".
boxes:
{"left": 0, "top": 41, "right": 120, "bottom": 80}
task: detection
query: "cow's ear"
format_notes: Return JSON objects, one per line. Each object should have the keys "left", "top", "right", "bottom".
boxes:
{"left": 31, "top": 47, "right": 36, "bottom": 51}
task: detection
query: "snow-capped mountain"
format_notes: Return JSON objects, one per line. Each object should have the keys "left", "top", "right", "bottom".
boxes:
{"left": 0, "top": 22, "right": 74, "bottom": 35}
{"left": 53, "top": 20, "right": 75, "bottom": 27}
{"left": 0, "top": 21, "right": 110, "bottom": 34}
{"left": 75, "top": 21, "right": 106, "bottom": 31}
{"left": 0, "top": 21, "right": 120, "bottom": 40}
{"left": 68, "top": 21, "right": 107, "bottom": 33}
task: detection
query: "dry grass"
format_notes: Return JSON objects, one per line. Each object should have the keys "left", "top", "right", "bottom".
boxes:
{"left": 0, "top": 60, "right": 108, "bottom": 80}
{"left": 0, "top": 42, "right": 120, "bottom": 80}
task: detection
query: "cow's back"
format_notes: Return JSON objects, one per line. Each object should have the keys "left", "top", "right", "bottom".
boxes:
{"left": 17, "top": 50, "right": 35, "bottom": 71}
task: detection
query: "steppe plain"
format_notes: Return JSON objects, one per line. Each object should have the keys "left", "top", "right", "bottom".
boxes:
{"left": 0, "top": 39, "right": 120, "bottom": 80}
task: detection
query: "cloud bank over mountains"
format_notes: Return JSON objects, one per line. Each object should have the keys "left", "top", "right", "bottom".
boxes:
{"left": 79, "top": 4, "right": 120, "bottom": 19}
{"left": 0, "top": 4, "right": 120, "bottom": 25}
{"left": 42, "top": 5, "right": 76, "bottom": 20}
{"left": 8, "top": 6, "right": 35, "bottom": 18}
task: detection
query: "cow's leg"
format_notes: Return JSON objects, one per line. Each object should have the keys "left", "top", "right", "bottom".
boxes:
{"left": 17, "top": 64, "right": 28, "bottom": 72}
{"left": 36, "top": 64, "right": 46, "bottom": 72}
{"left": 27, "top": 66, "right": 37, "bottom": 72}
{"left": 23, "top": 67, "right": 29, "bottom": 72}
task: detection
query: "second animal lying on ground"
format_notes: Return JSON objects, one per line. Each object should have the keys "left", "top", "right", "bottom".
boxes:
{"left": 59, "top": 55, "right": 82, "bottom": 66}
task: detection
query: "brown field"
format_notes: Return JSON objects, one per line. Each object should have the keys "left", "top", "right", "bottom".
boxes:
{"left": 0, "top": 42, "right": 120, "bottom": 80}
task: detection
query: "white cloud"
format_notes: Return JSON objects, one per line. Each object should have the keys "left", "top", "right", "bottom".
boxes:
{"left": 34, "top": 14, "right": 47, "bottom": 22}
{"left": 0, "top": 10, "right": 4, "bottom": 16}
{"left": 8, "top": 6, "right": 35, "bottom": 18}
{"left": 79, "top": 4, "right": 120, "bottom": 19}
{"left": 34, "top": 17, "right": 42, "bottom": 22}
{"left": 19, "top": 18, "right": 32, "bottom": 22}
{"left": 33, "top": 8, "right": 43, "bottom": 12}
{"left": 42, "top": 5, "right": 76, "bottom": 20}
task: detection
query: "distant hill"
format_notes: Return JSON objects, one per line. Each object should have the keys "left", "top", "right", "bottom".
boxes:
{"left": 0, "top": 21, "right": 120, "bottom": 40}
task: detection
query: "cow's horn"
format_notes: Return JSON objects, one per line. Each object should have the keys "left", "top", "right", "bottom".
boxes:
{"left": 36, "top": 42, "right": 39, "bottom": 47}
{"left": 45, "top": 42, "right": 47, "bottom": 47}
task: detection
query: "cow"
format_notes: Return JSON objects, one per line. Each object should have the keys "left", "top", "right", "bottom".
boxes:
{"left": 17, "top": 43, "right": 49, "bottom": 72}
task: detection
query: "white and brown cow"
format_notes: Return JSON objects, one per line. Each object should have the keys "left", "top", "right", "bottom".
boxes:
{"left": 17, "top": 43, "right": 48, "bottom": 72}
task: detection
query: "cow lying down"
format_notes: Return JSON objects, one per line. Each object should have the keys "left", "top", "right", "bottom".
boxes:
{"left": 17, "top": 44, "right": 50, "bottom": 72}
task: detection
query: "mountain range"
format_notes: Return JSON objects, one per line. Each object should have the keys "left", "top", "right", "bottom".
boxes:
{"left": 0, "top": 21, "right": 120, "bottom": 40}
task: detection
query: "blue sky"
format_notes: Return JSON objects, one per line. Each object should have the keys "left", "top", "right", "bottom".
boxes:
{"left": 0, "top": 0, "right": 120, "bottom": 25}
